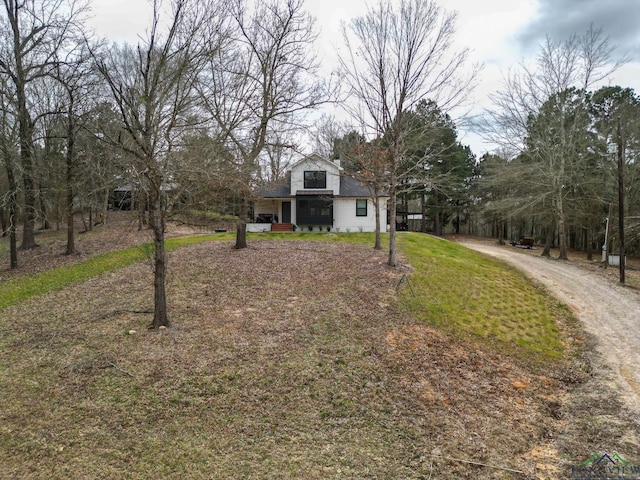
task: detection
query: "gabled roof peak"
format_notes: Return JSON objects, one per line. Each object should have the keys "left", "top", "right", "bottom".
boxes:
{"left": 289, "top": 153, "right": 343, "bottom": 172}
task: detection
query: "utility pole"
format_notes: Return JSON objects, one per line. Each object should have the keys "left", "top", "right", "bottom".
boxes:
{"left": 617, "top": 116, "right": 625, "bottom": 284}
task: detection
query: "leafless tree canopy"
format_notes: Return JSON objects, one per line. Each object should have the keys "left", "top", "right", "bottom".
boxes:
{"left": 339, "top": 0, "right": 477, "bottom": 266}
{"left": 482, "top": 25, "right": 626, "bottom": 153}
{"left": 479, "top": 26, "right": 627, "bottom": 260}
{"left": 0, "top": 0, "right": 89, "bottom": 254}
{"left": 339, "top": 0, "right": 476, "bottom": 138}
{"left": 92, "top": 0, "right": 221, "bottom": 328}
{"left": 199, "top": 0, "right": 326, "bottom": 248}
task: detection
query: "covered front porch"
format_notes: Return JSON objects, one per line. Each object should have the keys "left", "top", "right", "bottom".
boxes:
{"left": 247, "top": 195, "right": 334, "bottom": 232}
{"left": 247, "top": 198, "right": 294, "bottom": 232}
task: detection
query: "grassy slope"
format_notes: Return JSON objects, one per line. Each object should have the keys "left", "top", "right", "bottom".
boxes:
{"left": 0, "top": 231, "right": 584, "bottom": 478}
{"left": 0, "top": 232, "right": 562, "bottom": 358}
{"left": 398, "top": 233, "right": 564, "bottom": 360}
{"left": 0, "top": 234, "right": 232, "bottom": 310}
{"left": 1, "top": 231, "right": 565, "bottom": 359}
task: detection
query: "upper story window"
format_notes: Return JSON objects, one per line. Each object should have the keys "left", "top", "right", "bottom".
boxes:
{"left": 304, "top": 170, "right": 326, "bottom": 189}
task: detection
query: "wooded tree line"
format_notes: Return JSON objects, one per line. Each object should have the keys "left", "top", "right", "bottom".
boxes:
{"left": 477, "top": 85, "right": 640, "bottom": 257}
{"left": 478, "top": 27, "right": 639, "bottom": 260}
{"left": 0, "top": 0, "right": 330, "bottom": 327}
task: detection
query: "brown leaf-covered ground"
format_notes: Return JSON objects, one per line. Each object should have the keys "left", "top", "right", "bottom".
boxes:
{"left": 1, "top": 213, "right": 639, "bottom": 478}
{"left": 0, "top": 212, "right": 197, "bottom": 280}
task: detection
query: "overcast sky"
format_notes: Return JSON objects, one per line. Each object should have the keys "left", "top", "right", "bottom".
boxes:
{"left": 89, "top": 0, "right": 640, "bottom": 156}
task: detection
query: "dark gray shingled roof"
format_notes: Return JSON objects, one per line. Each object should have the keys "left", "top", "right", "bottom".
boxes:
{"left": 257, "top": 174, "right": 385, "bottom": 198}
{"left": 257, "top": 178, "right": 293, "bottom": 198}
{"left": 339, "top": 175, "right": 374, "bottom": 197}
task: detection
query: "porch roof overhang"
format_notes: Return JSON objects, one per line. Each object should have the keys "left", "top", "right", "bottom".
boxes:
{"left": 258, "top": 194, "right": 294, "bottom": 199}
{"left": 295, "top": 190, "right": 334, "bottom": 196}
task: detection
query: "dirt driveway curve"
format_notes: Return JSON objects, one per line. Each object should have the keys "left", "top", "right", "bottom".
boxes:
{"left": 460, "top": 240, "right": 640, "bottom": 415}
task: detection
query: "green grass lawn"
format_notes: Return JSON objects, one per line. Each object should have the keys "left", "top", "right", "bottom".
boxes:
{"left": 0, "top": 231, "right": 564, "bottom": 359}
{"left": 0, "top": 231, "right": 589, "bottom": 478}
{"left": 0, "top": 234, "right": 230, "bottom": 310}
{"left": 256, "top": 231, "right": 565, "bottom": 358}
{"left": 397, "top": 233, "right": 565, "bottom": 360}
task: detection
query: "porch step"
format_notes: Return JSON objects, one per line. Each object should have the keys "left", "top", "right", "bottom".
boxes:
{"left": 271, "top": 223, "right": 293, "bottom": 232}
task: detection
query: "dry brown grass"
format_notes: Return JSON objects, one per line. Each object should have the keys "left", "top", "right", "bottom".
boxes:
{"left": 1, "top": 225, "right": 638, "bottom": 478}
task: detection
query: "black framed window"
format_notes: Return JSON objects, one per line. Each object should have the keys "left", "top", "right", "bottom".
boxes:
{"left": 304, "top": 171, "right": 326, "bottom": 189}
{"left": 356, "top": 199, "right": 367, "bottom": 217}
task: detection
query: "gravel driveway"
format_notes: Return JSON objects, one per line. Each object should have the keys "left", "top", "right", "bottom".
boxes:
{"left": 460, "top": 240, "right": 640, "bottom": 415}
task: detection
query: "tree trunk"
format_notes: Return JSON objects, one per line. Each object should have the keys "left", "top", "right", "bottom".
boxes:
{"left": 9, "top": 209, "right": 17, "bottom": 269}
{"left": 80, "top": 212, "right": 89, "bottom": 233}
{"left": 373, "top": 193, "right": 382, "bottom": 251}
{"left": 102, "top": 187, "right": 110, "bottom": 223}
{"left": 541, "top": 225, "right": 553, "bottom": 257}
{"left": 235, "top": 198, "right": 248, "bottom": 249}
{"left": 388, "top": 173, "right": 397, "bottom": 267}
{"left": 138, "top": 188, "right": 147, "bottom": 231}
{"left": 20, "top": 161, "right": 38, "bottom": 250}
{"left": 17, "top": 87, "right": 38, "bottom": 250}
{"left": 66, "top": 110, "right": 75, "bottom": 255}
{"left": 402, "top": 190, "right": 408, "bottom": 228}
{"left": 0, "top": 205, "right": 6, "bottom": 237}
{"left": 235, "top": 221, "right": 247, "bottom": 249}
{"left": 38, "top": 184, "right": 50, "bottom": 230}
{"left": 66, "top": 209, "right": 75, "bottom": 254}
{"left": 420, "top": 192, "right": 427, "bottom": 232}
{"left": 555, "top": 193, "right": 568, "bottom": 260}
{"left": 498, "top": 220, "right": 505, "bottom": 245}
{"left": 530, "top": 216, "right": 535, "bottom": 238}
{"left": 150, "top": 190, "right": 169, "bottom": 329}
{"left": 6, "top": 162, "right": 19, "bottom": 268}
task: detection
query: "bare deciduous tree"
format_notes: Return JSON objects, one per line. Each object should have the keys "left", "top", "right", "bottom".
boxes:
{"left": 339, "top": 0, "right": 477, "bottom": 266}
{"left": 481, "top": 25, "right": 626, "bottom": 260}
{"left": 0, "top": 77, "right": 19, "bottom": 267}
{"left": 200, "top": 0, "right": 325, "bottom": 249}
{"left": 0, "top": 0, "right": 88, "bottom": 250}
{"left": 48, "top": 41, "right": 98, "bottom": 254}
{"left": 342, "top": 139, "right": 388, "bottom": 250}
{"left": 309, "top": 114, "right": 347, "bottom": 160}
{"left": 93, "top": 0, "right": 215, "bottom": 329}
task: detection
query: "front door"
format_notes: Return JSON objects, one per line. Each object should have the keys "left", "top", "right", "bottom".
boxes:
{"left": 282, "top": 201, "right": 291, "bottom": 223}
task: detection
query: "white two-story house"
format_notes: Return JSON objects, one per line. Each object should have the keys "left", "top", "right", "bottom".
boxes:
{"left": 248, "top": 153, "right": 388, "bottom": 232}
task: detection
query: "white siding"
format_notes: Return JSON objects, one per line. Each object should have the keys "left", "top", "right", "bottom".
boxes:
{"left": 290, "top": 156, "right": 341, "bottom": 194}
{"left": 333, "top": 198, "right": 386, "bottom": 232}
{"left": 254, "top": 153, "right": 390, "bottom": 233}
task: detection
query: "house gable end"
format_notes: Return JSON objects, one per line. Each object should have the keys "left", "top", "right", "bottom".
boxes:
{"left": 290, "top": 153, "right": 342, "bottom": 195}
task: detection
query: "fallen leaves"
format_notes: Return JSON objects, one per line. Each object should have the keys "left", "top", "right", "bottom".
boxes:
{"left": 2, "top": 225, "right": 636, "bottom": 478}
